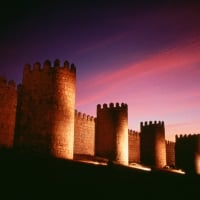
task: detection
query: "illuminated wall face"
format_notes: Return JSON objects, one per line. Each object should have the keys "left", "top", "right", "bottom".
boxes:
{"left": 0, "top": 78, "right": 17, "bottom": 148}
{"left": 50, "top": 64, "right": 76, "bottom": 159}
{"left": 74, "top": 111, "right": 95, "bottom": 156}
{"left": 128, "top": 130, "right": 140, "bottom": 163}
{"left": 95, "top": 103, "right": 128, "bottom": 165}
{"left": 195, "top": 153, "right": 200, "bottom": 175}
{"left": 14, "top": 60, "right": 76, "bottom": 159}
{"left": 165, "top": 141, "right": 175, "bottom": 166}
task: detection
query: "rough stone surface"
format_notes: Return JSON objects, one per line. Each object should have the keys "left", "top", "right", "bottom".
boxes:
{"left": 95, "top": 103, "right": 128, "bottom": 165}
{"left": 0, "top": 77, "right": 17, "bottom": 148}
{"left": 14, "top": 61, "right": 76, "bottom": 159}
{"left": 140, "top": 121, "right": 166, "bottom": 168}
{"left": 74, "top": 110, "right": 95, "bottom": 156}
{"left": 166, "top": 140, "right": 175, "bottom": 166}
{"left": 128, "top": 130, "right": 140, "bottom": 163}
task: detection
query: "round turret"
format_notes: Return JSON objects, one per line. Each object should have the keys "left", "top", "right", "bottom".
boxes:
{"left": 140, "top": 121, "right": 166, "bottom": 168}
{"left": 95, "top": 102, "right": 128, "bottom": 165}
{"left": 175, "top": 134, "right": 200, "bottom": 174}
{"left": 14, "top": 59, "right": 76, "bottom": 159}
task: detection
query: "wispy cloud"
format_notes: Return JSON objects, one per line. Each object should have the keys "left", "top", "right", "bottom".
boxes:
{"left": 76, "top": 34, "right": 200, "bottom": 138}
{"left": 77, "top": 34, "right": 200, "bottom": 102}
{"left": 77, "top": 31, "right": 132, "bottom": 55}
{"left": 166, "top": 120, "right": 200, "bottom": 141}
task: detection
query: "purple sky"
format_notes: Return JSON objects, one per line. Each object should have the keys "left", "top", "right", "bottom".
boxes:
{"left": 1, "top": 1, "right": 200, "bottom": 141}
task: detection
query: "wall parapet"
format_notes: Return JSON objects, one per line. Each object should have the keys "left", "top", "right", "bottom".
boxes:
{"left": 140, "top": 120, "right": 164, "bottom": 128}
{"left": 75, "top": 110, "right": 95, "bottom": 122}
{"left": 23, "top": 59, "right": 76, "bottom": 74}
{"left": 175, "top": 133, "right": 200, "bottom": 140}
{"left": 97, "top": 102, "right": 128, "bottom": 111}
{"left": 0, "top": 76, "right": 16, "bottom": 89}
{"left": 128, "top": 129, "right": 140, "bottom": 137}
{"left": 165, "top": 140, "right": 175, "bottom": 145}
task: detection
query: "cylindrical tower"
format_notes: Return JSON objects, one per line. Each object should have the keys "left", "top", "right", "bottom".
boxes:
{"left": 175, "top": 134, "right": 200, "bottom": 174}
{"left": 140, "top": 121, "right": 166, "bottom": 168}
{"left": 14, "top": 59, "right": 76, "bottom": 159}
{"left": 95, "top": 102, "right": 128, "bottom": 165}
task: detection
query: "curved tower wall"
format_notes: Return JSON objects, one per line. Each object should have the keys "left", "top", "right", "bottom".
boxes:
{"left": 95, "top": 102, "right": 128, "bottom": 165}
{"left": 0, "top": 77, "right": 17, "bottom": 148}
{"left": 14, "top": 59, "right": 76, "bottom": 159}
{"left": 140, "top": 121, "right": 166, "bottom": 168}
{"left": 175, "top": 134, "right": 200, "bottom": 174}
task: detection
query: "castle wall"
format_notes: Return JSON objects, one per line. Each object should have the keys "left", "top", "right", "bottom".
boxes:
{"left": 14, "top": 59, "right": 76, "bottom": 159}
{"left": 95, "top": 103, "right": 128, "bottom": 165}
{"left": 0, "top": 77, "right": 17, "bottom": 148}
{"left": 165, "top": 140, "right": 175, "bottom": 166}
{"left": 74, "top": 110, "right": 95, "bottom": 157}
{"left": 140, "top": 121, "right": 166, "bottom": 168}
{"left": 128, "top": 130, "right": 140, "bottom": 163}
{"left": 175, "top": 134, "right": 200, "bottom": 174}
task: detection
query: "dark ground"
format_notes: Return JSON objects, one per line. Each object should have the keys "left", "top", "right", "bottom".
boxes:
{"left": 0, "top": 148, "right": 199, "bottom": 199}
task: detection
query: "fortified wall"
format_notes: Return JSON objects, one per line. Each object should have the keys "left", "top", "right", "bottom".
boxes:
{"left": 74, "top": 110, "right": 95, "bottom": 158}
{"left": 128, "top": 130, "right": 140, "bottom": 163}
{"left": 166, "top": 140, "right": 175, "bottom": 167}
{"left": 0, "top": 77, "right": 17, "bottom": 148}
{"left": 0, "top": 58, "right": 199, "bottom": 173}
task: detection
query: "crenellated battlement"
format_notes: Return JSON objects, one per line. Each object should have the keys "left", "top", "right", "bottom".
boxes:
{"left": 140, "top": 120, "right": 164, "bottom": 128}
{"left": 175, "top": 133, "right": 200, "bottom": 174}
{"left": 128, "top": 129, "right": 140, "bottom": 137}
{"left": 23, "top": 59, "right": 76, "bottom": 74}
{"left": 2, "top": 56, "right": 198, "bottom": 172}
{"left": 140, "top": 120, "right": 166, "bottom": 168}
{"left": 97, "top": 102, "right": 128, "bottom": 111}
{"left": 14, "top": 58, "right": 76, "bottom": 159}
{"left": 96, "top": 101, "right": 128, "bottom": 165}
{"left": 0, "top": 76, "right": 16, "bottom": 89}
{"left": 175, "top": 133, "right": 200, "bottom": 140}
{"left": 165, "top": 140, "right": 175, "bottom": 145}
{"left": 75, "top": 110, "right": 95, "bottom": 122}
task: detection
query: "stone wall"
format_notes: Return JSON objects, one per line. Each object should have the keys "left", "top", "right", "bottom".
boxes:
{"left": 128, "top": 130, "right": 140, "bottom": 163}
{"left": 74, "top": 110, "right": 95, "bottom": 157}
{"left": 0, "top": 77, "right": 17, "bottom": 148}
{"left": 166, "top": 140, "right": 175, "bottom": 166}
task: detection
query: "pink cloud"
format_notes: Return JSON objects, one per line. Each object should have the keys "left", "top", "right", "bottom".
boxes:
{"left": 81, "top": 34, "right": 200, "bottom": 89}
{"left": 76, "top": 34, "right": 200, "bottom": 140}
{"left": 166, "top": 120, "right": 200, "bottom": 141}
{"left": 77, "top": 34, "right": 200, "bottom": 105}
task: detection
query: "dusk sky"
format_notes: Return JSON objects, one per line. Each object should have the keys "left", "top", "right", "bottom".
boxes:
{"left": 1, "top": 0, "right": 200, "bottom": 141}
